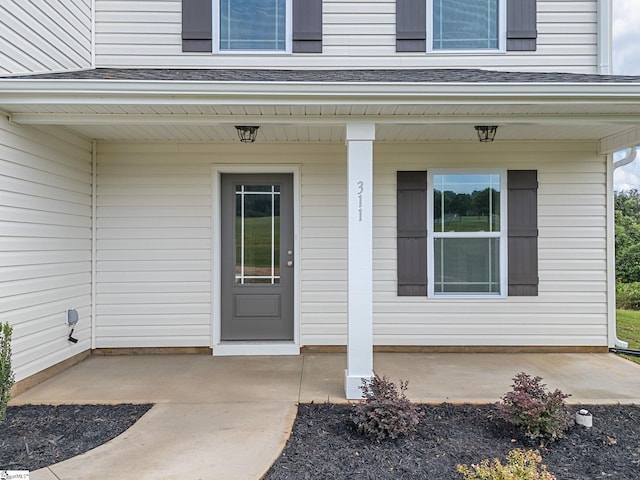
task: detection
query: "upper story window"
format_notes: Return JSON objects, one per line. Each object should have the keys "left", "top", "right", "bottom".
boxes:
{"left": 219, "top": 0, "right": 289, "bottom": 51}
{"left": 431, "top": 0, "right": 502, "bottom": 51}
{"left": 182, "top": 0, "right": 322, "bottom": 54}
{"left": 396, "top": 0, "right": 536, "bottom": 53}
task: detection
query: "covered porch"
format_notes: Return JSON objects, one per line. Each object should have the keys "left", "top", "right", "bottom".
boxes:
{"left": 2, "top": 69, "right": 640, "bottom": 399}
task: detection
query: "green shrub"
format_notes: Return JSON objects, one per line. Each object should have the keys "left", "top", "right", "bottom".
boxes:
{"left": 457, "top": 449, "right": 556, "bottom": 480}
{"left": 351, "top": 374, "right": 423, "bottom": 441}
{"left": 616, "top": 282, "right": 640, "bottom": 310}
{"left": 1, "top": 321, "right": 15, "bottom": 422}
{"left": 496, "top": 372, "right": 572, "bottom": 444}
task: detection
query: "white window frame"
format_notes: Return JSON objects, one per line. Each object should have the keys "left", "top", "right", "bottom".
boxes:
{"left": 427, "top": 169, "right": 508, "bottom": 298}
{"left": 427, "top": 0, "right": 507, "bottom": 54}
{"left": 213, "top": 0, "right": 293, "bottom": 54}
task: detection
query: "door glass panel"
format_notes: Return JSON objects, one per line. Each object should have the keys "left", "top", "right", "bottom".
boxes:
{"left": 235, "top": 184, "right": 281, "bottom": 284}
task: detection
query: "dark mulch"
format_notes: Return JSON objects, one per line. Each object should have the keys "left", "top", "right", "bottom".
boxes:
{"left": 265, "top": 403, "right": 640, "bottom": 480}
{"left": 0, "top": 404, "right": 152, "bottom": 471}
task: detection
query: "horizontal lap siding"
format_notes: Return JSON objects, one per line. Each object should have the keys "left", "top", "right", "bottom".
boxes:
{"left": 96, "top": 144, "right": 212, "bottom": 347}
{"left": 300, "top": 152, "right": 347, "bottom": 344}
{"left": 95, "top": 0, "right": 599, "bottom": 73}
{"left": 95, "top": 143, "right": 348, "bottom": 347}
{"left": 372, "top": 143, "right": 608, "bottom": 347}
{"left": 95, "top": 142, "right": 608, "bottom": 349}
{"left": 0, "top": 118, "right": 92, "bottom": 381}
{"left": 0, "top": 0, "right": 92, "bottom": 75}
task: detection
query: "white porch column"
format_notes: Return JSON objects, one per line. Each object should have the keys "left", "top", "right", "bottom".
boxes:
{"left": 344, "top": 123, "right": 375, "bottom": 399}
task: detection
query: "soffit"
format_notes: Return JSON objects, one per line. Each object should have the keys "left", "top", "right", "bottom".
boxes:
{"left": 2, "top": 102, "right": 639, "bottom": 151}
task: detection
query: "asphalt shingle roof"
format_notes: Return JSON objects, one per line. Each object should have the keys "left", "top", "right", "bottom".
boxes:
{"left": 8, "top": 68, "right": 640, "bottom": 83}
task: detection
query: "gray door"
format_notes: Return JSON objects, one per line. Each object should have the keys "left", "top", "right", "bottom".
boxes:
{"left": 221, "top": 174, "right": 294, "bottom": 341}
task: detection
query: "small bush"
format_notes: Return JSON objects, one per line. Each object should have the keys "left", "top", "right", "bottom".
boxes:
{"left": 496, "top": 372, "right": 572, "bottom": 444}
{"left": 1, "top": 321, "right": 15, "bottom": 422}
{"left": 457, "top": 448, "right": 556, "bottom": 480}
{"left": 616, "top": 282, "right": 640, "bottom": 310}
{"left": 351, "top": 374, "right": 423, "bottom": 440}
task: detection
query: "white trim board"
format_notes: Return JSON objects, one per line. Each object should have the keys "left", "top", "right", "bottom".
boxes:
{"left": 214, "top": 342, "right": 300, "bottom": 356}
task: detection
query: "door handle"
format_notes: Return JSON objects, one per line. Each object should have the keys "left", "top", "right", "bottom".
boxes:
{"left": 287, "top": 260, "right": 293, "bottom": 267}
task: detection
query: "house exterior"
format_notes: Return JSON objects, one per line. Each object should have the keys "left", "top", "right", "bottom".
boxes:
{"left": 1, "top": 0, "right": 640, "bottom": 398}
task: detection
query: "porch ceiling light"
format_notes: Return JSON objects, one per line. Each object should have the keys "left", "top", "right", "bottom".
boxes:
{"left": 475, "top": 125, "right": 498, "bottom": 142}
{"left": 235, "top": 125, "right": 260, "bottom": 143}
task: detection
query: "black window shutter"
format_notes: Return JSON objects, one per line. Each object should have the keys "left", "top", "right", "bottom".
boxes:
{"left": 507, "top": 0, "right": 537, "bottom": 51}
{"left": 396, "top": 0, "right": 426, "bottom": 52}
{"left": 397, "top": 171, "right": 428, "bottom": 296}
{"left": 293, "top": 0, "right": 322, "bottom": 53}
{"left": 508, "top": 170, "right": 538, "bottom": 296}
{"left": 182, "top": 0, "right": 212, "bottom": 52}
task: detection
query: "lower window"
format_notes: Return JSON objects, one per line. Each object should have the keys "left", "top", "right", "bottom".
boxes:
{"left": 429, "top": 171, "right": 506, "bottom": 296}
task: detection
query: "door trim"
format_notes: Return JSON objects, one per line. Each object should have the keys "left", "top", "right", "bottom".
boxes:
{"left": 211, "top": 164, "right": 301, "bottom": 356}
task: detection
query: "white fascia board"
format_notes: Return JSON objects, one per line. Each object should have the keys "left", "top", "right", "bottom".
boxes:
{"left": 2, "top": 79, "right": 640, "bottom": 106}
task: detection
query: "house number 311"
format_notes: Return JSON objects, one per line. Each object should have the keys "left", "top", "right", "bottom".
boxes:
{"left": 357, "top": 181, "right": 364, "bottom": 222}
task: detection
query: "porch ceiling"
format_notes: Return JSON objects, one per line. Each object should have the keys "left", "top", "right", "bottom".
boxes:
{"left": 3, "top": 121, "right": 629, "bottom": 147}
{"left": 2, "top": 71, "right": 640, "bottom": 153}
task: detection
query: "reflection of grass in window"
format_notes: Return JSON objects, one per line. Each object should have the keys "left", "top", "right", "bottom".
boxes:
{"left": 236, "top": 215, "right": 280, "bottom": 267}
{"left": 436, "top": 215, "right": 500, "bottom": 232}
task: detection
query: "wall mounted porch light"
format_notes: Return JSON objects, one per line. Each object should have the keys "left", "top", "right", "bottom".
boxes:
{"left": 235, "top": 125, "right": 260, "bottom": 143}
{"left": 474, "top": 125, "right": 498, "bottom": 142}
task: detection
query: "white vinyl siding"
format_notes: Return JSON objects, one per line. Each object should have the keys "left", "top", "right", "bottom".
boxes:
{"left": 94, "top": 0, "right": 600, "bottom": 73}
{"left": 95, "top": 143, "right": 213, "bottom": 347}
{"left": 298, "top": 148, "right": 347, "bottom": 344}
{"left": 94, "top": 141, "right": 607, "bottom": 349}
{"left": 0, "top": 118, "right": 92, "bottom": 381}
{"left": 0, "top": 0, "right": 92, "bottom": 76}
{"left": 94, "top": 143, "right": 348, "bottom": 347}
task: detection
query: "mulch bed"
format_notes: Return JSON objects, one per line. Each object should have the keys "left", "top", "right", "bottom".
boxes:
{"left": 264, "top": 403, "right": 640, "bottom": 480}
{"left": 0, "top": 404, "right": 152, "bottom": 471}
{"left": 1, "top": 402, "right": 638, "bottom": 477}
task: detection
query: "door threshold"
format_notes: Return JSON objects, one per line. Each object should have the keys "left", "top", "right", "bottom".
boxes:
{"left": 213, "top": 342, "right": 300, "bottom": 356}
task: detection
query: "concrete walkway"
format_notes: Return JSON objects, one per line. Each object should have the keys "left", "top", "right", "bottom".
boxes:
{"left": 9, "top": 352, "right": 640, "bottom": 480}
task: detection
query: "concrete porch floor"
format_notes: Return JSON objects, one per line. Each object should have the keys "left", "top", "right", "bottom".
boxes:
{"left": 9, "top": 352, "right": 640, "bottom": 480}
